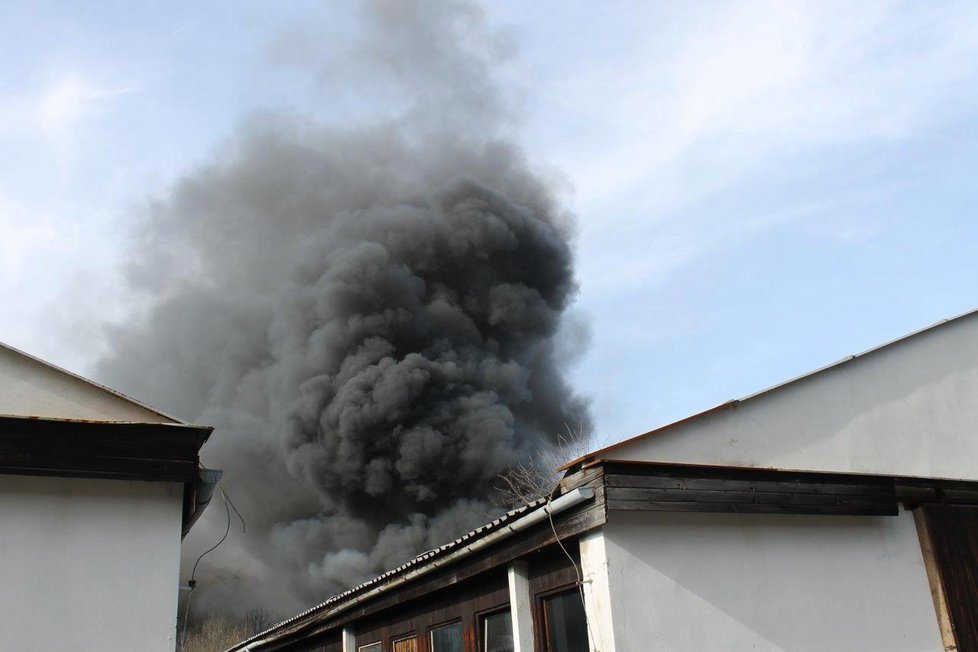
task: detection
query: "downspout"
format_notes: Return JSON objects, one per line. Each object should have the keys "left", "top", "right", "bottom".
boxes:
{"left": 183, "top": 468, "right": 223, "bottom": 538}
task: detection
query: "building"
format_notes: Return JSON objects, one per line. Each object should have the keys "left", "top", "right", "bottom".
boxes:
{"left": 0, "top": 342, "right": 217, "bottom": 651}
{"left": 229, "top": 310, "right": 978, "bottom": 652}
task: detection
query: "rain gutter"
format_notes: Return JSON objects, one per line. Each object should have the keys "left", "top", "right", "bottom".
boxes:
{"left": 237, "top": 486, "right": 595, "bottom": 651}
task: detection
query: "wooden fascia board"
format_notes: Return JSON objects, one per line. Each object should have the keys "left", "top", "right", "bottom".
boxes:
{"left": 0, "top": 416, "right": 210, "bottom": 483}
{"left": 598, "top": 461, "right": 978, "bottom": 516}
{"left": 251, "top": 498, "right": 607, "bottom": 650}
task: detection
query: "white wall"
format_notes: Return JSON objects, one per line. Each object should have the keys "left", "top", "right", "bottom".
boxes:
{"left": 0, "top": 475, "right": 184, "bottom": 652}
{"left": 579, "top": 530, "right": 617, "bottom": 652}
{"left": 597, "top": 510, "right": 943, "bottom": 652}
{"left": 0, "top": 344, "right": 176, "bottom": 422}
{"left": 606, "top": 313, "right": 978, "bottom": 481}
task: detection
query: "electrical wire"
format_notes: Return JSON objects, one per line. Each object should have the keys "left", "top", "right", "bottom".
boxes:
{"left": 546, "top": 486, "right": 599, "bottom": 652}
{"left": 181, "top": 487, "right": 247, "bottom": 649}
{"left": 222, "top": 488, "right": 246, "bottom": 534}
{"left": 191, "top": 495, "right": 231, "bottom": 581}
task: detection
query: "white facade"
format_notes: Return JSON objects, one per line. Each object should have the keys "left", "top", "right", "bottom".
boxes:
{"left": 0, "top": 342, "right": 208, "bottom": 652}
{"left": 595, "top": 312, "right": 978, "bottom": 481}
{"left": 0, "top": 342, "right": 176, "bottom": 422}
{"left": 566, "top": 314, "right": 978, "bottom": 651}
{"left": 0, "top": 474, "right": 185, "bottom": 651}
{"left": 581, "top": 510, "right": 944, "bottom": 652}
{"left": 229, "top": 313, "right": 977, "bottom": 652}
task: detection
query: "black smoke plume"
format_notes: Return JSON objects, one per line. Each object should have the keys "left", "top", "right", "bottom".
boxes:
{"left": 97, "top": 0, "right": 588, "bottom": 614}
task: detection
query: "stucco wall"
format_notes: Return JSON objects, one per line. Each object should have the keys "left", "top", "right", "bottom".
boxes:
{"left": 0, "top": 475, "right": 184, "bottom": 651}
{"left": 606, "top": 313, "right": 978, "bottom": 481}
{"left": 579, "top": 530, "right": 617, "bottom": 652}
{"left": 598, "top": 510, "right": 943, "bottom": 652}
{"left": 0, "top": 344, "right": 175, "bottom": 422}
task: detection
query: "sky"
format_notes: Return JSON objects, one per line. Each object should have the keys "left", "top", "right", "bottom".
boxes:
{"left": 2, "top": 0, "right": 977, "bottom": 445}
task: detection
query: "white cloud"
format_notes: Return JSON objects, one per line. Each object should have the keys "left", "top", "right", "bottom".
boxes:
{"left": 0, "top": 73, "right": 136, "bottom": 144}
{"left": 514, "top": 0, "right": 978, "bottom": 298}
{"left": 39, "top": 76, "right": 99, "bottom": 134}
{"left": 37, "top": 74, "right": 137, "bottom": 147}
{"left": 0, "top": 196, "right": 73, "bottom": 284}
{"left": 557, "top": 1, "right": 978, "bottom": 206}
{"left": 0, "top": 193, "right": 131, "bottom": 372}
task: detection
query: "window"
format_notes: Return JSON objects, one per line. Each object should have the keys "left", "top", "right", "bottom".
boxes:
{"left": 542, "top": 590, "right": 588, "bottom": 652}
{"left": 392, "top": 636, "right": 417, "bottom": 652}
{"left": 358, "top": 644, "right": 381, "bottom": 652}
{"left": 430, "top": 621, "right": 463, "bottom": 652}
{"left": 482, "top": 609, "right": 514, "bottom": 652}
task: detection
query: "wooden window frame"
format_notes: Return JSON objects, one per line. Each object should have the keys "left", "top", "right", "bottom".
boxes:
{"left": 534, "top": 584, "right": 585, "bottom": 652}
{"left": 390, "top": 632, "right": 418, "bottom": 652}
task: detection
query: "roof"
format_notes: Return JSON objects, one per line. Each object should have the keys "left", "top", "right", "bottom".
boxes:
{"left": 0, "top": 343, "right": 219, "bottom": 535}
{"left": 563, "top": 307, "right": 978, "bottom": 473}
{"left": 227, "top": 497, "right": 551, "bottom": 651}
{"left": 0, "top": 413, "right": 211, "bottom": 481}
{"left": 0, "top": 341, "right": 184, "bottom": 424}
{"left": 229, "top": 307, "right": 978, "bottom": 649}
{"left": 232, "top": 457, "right": 978, "bottom": 652}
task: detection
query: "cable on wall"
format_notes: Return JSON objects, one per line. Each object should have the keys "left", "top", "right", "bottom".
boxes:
{"left": 546, "top": 485, "right": 599, "bottom": 652}
{"left": 180, "top": 487, "right": 246, "bottom": 648}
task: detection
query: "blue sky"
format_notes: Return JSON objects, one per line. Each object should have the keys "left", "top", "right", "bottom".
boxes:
{"left": 2, "top": 1, "right": 977, "bottom": 444}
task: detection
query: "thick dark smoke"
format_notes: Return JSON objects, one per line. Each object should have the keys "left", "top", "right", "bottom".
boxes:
{"left": 97, "top": 0, "right": 588, "bottom": 615}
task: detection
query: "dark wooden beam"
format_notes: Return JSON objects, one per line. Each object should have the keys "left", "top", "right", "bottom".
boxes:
{"left": 0, "top": 416, "right": 210, "bottom": 483}
{"left": 602, "top": 461, "right": 899, "bottom": 516}
{"left": 920, "top": 505, "right": 978, "bottom": 651}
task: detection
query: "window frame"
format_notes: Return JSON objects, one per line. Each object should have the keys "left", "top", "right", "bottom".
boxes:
{"left": 358, "top": 643, "right": 382, "bottom": 652}
{"left": 536, "top": 585, "right": 589, "bottom": 652}
{"left": 479, "top": 605, "right": 514, "bottom": 652}
{"left": 390, "top": 632, "right": 418, "bottom": 652}
{"left": 428, "top": 618, "right": 464, "bottom": 652}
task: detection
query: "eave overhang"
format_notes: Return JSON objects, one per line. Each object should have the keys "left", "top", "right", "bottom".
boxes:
{"left": 0, "top": 414, "right": 217, "bottom": 535}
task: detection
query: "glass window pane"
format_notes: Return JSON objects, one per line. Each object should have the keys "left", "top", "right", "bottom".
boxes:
{"left": 430, "top": 621, "right": 463, "bottom": 652}
{"left": 544, "top": 590, "right": 588, "bottom": 652}
{"left": 358, "top": 644, "right": 381, "bottom": 652}
{"left": 483, "top": 610, "right": 514, "bottom": 652}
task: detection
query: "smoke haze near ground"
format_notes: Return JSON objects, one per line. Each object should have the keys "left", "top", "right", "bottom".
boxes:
{"left": 97, "top": 0, "right": 589, "bottom": 615}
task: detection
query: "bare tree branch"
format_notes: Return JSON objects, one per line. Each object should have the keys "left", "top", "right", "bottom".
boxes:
{"left": 495, "top": 420, "right": 595, "bottom": 509}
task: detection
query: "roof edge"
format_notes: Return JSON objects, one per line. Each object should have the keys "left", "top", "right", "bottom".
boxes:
{"left": 561, "top": 307, "right": 978, "bottom": 471}
{"left": 226, "top": 488, "right": 596, "bottom": 651}
{"left": 0, "top": 412, "right": 212, "bottom": 433}
{"left": 0, "top": 341, "right": 187, "bottom": 424}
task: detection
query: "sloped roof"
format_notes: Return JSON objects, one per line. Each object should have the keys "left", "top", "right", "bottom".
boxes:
{"left": 0, "top": 341, "right": 183, "bottom": 424}
{"left": 563, "top": 307, "right": 978, "bottom": 481}
{"left": 227, "top": 497, "right": 548, "bottom": 651}
{"left": 0, "top": 342, "right": 215, "bottom": 510}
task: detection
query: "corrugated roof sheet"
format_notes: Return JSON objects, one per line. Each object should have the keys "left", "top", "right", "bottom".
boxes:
{"left": 227, "top": 496, "right": 548, "bottom": 651}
